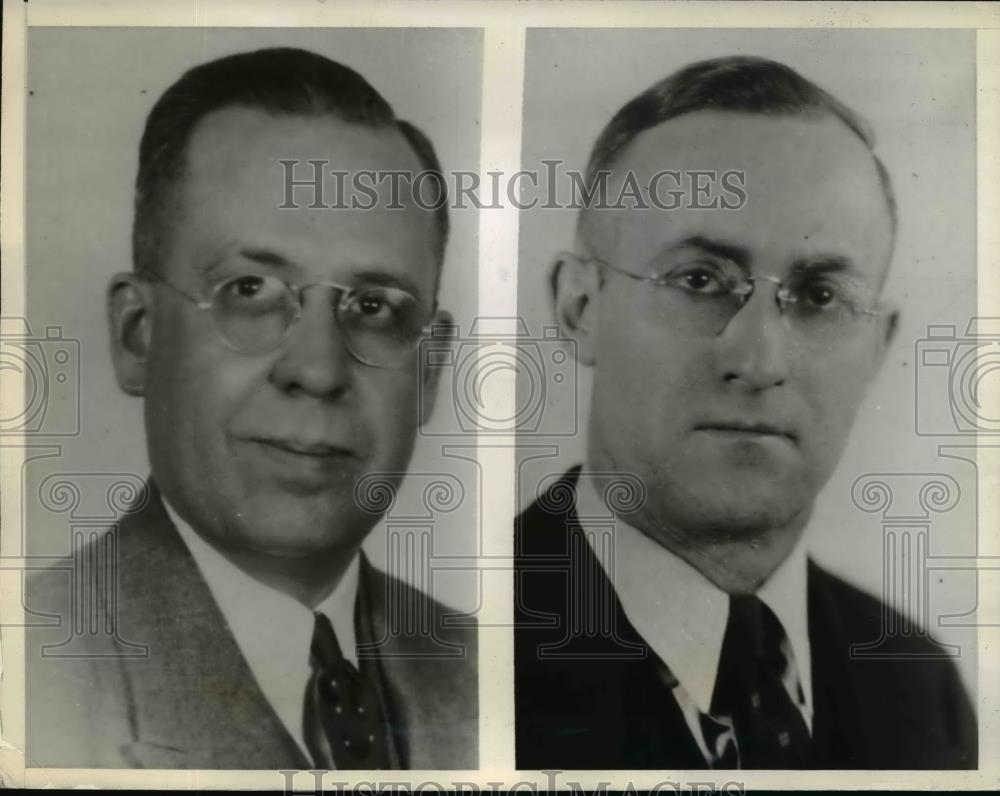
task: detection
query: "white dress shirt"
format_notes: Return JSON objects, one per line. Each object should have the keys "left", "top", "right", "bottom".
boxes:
{"left": 163, "top": 499, "right": 359, "bottom": 763}
{"left": 575, "top": 471, "right": 813, "bottom": 764}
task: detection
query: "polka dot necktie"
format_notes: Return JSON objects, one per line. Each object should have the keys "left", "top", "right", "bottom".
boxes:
{"left": 303, "top": 611, "right": 392, "bottom": 769}
{"left": 710, "top": 594, "right": 812, "bottom": 768}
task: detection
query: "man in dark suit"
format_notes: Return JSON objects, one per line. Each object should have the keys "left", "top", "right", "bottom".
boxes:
{"left": 27, "top": 47, "right": 476, "bottom": 770}
{"left": 515, "top": 56, "right": 976, "bottom": 770}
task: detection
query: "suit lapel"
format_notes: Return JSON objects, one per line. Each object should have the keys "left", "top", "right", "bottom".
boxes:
{"left": 359, "top": 556, "right": 478, "bottom": 769}
{"left": 516, "top": 468, "right": 705, "bottom": 769}
{"left": 807, "top": 560, "right": 942, "bottom": 769}
{"left": 355, "top": 558, "right": 404, "bottom": 770}
{"left": 808, "top": 560, "right": 865, "bottom": 767}
{"left": 115, "top": 485, "right": 309, "bottom": 769}
{"left": 564, "top": 504, "right": 705, "bottom": 768}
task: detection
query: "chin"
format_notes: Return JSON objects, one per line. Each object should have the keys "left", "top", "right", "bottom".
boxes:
{"left": 648, "top": 478, "right": 811, "bottom": 544}
{"left": 238, "top": 523, "right": 361, "bottom": 559}
{"left": 230, "top": 498, "right": 371, "bottom": 557}
{"left": 248, "top": 537, "right": 349, "bottom": 559}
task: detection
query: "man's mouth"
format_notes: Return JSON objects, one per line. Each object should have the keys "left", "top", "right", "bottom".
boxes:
{"left": 247, "top": 438, "right": 356, "bottom": 458}
{"left": 693, "top": 420, "right": 798, "bottom": 443}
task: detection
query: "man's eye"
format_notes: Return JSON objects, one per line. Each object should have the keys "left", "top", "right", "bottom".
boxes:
{"left": 216, "top": 276, "right": 287, "bottom": 315}
{"left": 663, "top": 265, "right": 728, "bottom": 295}
{"left": 357, "top": 293, "right": 393, "bottom": 317}
{"left": 796, "top": 281, "right": 845, "bottom": 310}
{"left": 221, "top": 275, "right": 283, "bottom": 300}
{"left": 345, "top": 288, "right": 418, "bottom": 332}
{"left": 231, "top": 276, "right": 265, "bottom": 298}
{"left": 805, "top": 285, "right": 834, "bottom": 306}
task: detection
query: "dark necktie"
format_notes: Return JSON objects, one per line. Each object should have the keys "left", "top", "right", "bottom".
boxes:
{"left": 710, "top": 594, "right": 811, "bottom": 768}
{"left": 303, "top": 611, "right": 392, "bottom": 769}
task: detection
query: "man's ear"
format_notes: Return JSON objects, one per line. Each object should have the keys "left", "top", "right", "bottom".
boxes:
{"left": 873, "top": 304, "right": 900, "bottom": 371}
{"left": 418, "top": 308, "right": 453, "bottom": 427}
{"left": 107, "top": 272, "right": 153, "bottom": 396}
{"left": 551, "top": 251, "right": 602, "bottom": 366}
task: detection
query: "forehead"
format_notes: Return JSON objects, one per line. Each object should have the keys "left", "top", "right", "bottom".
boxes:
{"left": 168, "top": 106, "right": 439, "bottom": 286}
{"left": 594, "top": 111, "right": 893, "bottom": 280}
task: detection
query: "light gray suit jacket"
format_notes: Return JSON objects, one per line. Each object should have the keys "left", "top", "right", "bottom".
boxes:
{"left": 26, "top": 484, "right": 478, "bottom": 769}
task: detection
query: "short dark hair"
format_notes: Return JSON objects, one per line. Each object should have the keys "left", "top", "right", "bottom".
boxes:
{"left": 582, "top": 55, "right": 896, "bottom": 239}
{"left": 133, "top": 47, "right": 449, "bottom": 274}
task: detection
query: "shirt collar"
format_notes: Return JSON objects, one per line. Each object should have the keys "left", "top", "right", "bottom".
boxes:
{"left": 757, "top": 524, "right": 813, "bottom": 717}
{"left": 162, "top": 496, "right": 360, "bottom": 756}
{"left": 576, "top": 470, "right": 812, "bottom": 719}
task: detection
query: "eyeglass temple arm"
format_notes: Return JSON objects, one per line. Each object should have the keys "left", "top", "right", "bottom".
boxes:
{"left": 137, "top": 268, "right": 211, "bottom": 308}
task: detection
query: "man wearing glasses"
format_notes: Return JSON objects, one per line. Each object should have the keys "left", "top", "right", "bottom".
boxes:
{"left": 28, "top": 47, "right": 476, "bottom": 770}
{"left": 515, "top": 56, "right": 976, "bottom": 769}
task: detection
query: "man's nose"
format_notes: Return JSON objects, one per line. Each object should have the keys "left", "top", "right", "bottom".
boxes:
{"left": 713, "top": 284, "right": 791, "bottom": 391}
{"left": 269, "top": 291, "right": 352, "bottom": 398}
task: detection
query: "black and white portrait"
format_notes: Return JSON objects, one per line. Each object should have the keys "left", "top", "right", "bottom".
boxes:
{"left": 3, "top": 4, "right": 996, "bottom": 789}
{"left": 21, "top": 27, "right": 482, "bottom": 770}
{"left": 514, "top": 28, "right": 979, "bottom": 770}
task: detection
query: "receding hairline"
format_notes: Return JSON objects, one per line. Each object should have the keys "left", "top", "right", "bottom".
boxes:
{"left": 572, "top": 55, "right": 897, "bottom": 266}
{"left": 143, "top": 103, "right": 449, "bottom": 279}
{"left": 575, "top": 105, "right": 897, "bottom": 263}
{"left": 132, "top": 47, "right": 451, "bottom": 280}
{"left": 180, "top": 103, "right": 430, "bottom": 180}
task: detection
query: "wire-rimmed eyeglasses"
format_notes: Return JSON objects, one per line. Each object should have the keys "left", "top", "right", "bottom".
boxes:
{"left": 139, "top": 269, "right": 433, "bottom": 368}
{"left": 586, "top": 255, "right": 884, "bottom": 342}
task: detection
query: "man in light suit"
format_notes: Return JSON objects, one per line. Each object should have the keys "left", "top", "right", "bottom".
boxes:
{"left": 515, "top": 56, "right": 976, "bottom": 769}
{"left": 28, "top": 47, "right": 476, "bottom": 770}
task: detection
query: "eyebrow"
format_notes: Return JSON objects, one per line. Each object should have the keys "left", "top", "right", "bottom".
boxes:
{"left": 654, "top": 236, "right": 752, "bottom": 268}
{"left": 235, "top": 247, "right": 425, "bottom": 299}
{"left": 189, "top": 247, "right": 291, "bottom": 277}
{"left": 653, "top": 237, "right": 861, "bottom": 278}
{"left": 789, "top": 254, "right": 858, "bottom": 276}
{"left": 238, "top": 247, "right": 290, "bottom": 268}
{"left": 351, "top": 269, "right": 423, "bottom": 299}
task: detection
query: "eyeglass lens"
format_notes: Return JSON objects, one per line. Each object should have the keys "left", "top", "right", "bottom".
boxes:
{"left": 646, "top": 260, "right": 874, "bottom": 340}
{"left": 210, "top": 275, "right": 425, "bottom": 366}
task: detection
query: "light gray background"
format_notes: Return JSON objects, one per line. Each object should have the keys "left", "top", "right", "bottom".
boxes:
{"left": 25, "top": 27, "right": 483, "bottom": 612}
{"left": 517, "top": 28, "right": 978, "bottom": 694}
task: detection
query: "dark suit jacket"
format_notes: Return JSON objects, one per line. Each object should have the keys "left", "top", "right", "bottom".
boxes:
{"left": 515, "top": 468, "right": 977, "bottom": 770}
{"left": 27, "top": 483, "right": 477, "bottom": 769}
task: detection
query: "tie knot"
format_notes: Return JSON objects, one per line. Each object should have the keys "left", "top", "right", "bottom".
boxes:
{"left": 726, "top": 594, "right": 786, "bottom": 666}
{"left": 311, "top": 611, "right": 345, "bottom": 670}
{"left": 713, "top": 594, "right": 792, "bottom": 710}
